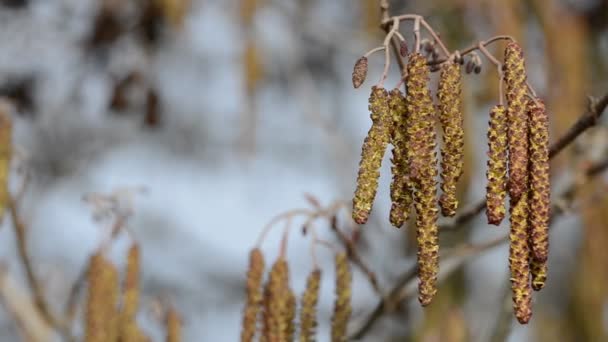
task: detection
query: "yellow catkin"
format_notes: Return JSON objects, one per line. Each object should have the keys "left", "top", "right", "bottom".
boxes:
{"left": 119, "top": 244, "right": 141, "bottom": 342}
{"left": 85, "top": 252, "right": 120, "bottom": 342}
{"left": 405, "top": 53, "right": 439, "bottom": 306}
{"left": 331, "top": 252, "right": 352, "bottom": 342}
{"left": 352, "top": 86, "right": 392, "bottom": 224}
{"left": 485, "top": 105, "right": 508, "bottom": 225}
{"left": 437, "top": 62, "right": 464, "bottom": 217}
{"left": 299, "top": 269, "right": 321, "bottom": 342}
{"left": 157, "top": 0, "right": 190, "bottom": 28}
{"left": 509, "top": 192, "right": 533, "bottom": 324}
{"left": 261, "top": 258, "right": 290, "bottom": 342}
{"left": 504, "top": 42, "right": 529, "bottom": 203}
{"left": 527, "top": 99, "right": 550, "bottom": 262}
{"left": 388, "top": 88, "right": 413, "bottom": 228}
{"left": 529, "top": 256, "right": 547, "bottom": 291}
{"left": 165, "top": 307, "right": 181, "bottom": 342}
{"left": 0, "top": 104, "right": 11, "bottom": 221}
{"left": 285, "top": 289, "right": 296, "bottom": 341}
{"left": 241, "top": 248, "right": 265, "bottom": 342}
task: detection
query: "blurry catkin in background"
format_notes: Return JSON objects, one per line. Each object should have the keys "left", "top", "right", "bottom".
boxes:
{"left": 86, "top": 252, "right": 120, "bottom": 342}
{"left": 241, "top": 248, "right": 264, "bottom": 342}
{"left": 119, "top": 244, "right": 143, "bottom": 341}
{"left": 0, "top": 102, "right": 11, "bottom": 221}
{"left": 331, "top": 252, "right": 351, "bottom": 342}
{"left": 299, "top": 269, "right": 321, "bottom": 342}
{"left": 165, "top": 307, "right": 182, "bottom": 342}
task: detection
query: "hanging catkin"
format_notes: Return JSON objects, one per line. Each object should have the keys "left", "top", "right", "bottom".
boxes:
{"left": 509, "top": 191, "right": 533, "bottom": 324}
{"left": 299, "top": 269, "right": 321, "bottom": 342}
{"left": 352, "top": 86, "right": 392, "bottom": 224}
{"left": 504, "top": 42, "right": 529, "bottom": 203}
{"left": 241, "top": 248, "right": 265, "bottom": 342}
{"left": 0, "top": 105, "right": 11, "bottom": 221}
{"left": 388, "top": 88, "right": 413, "bottom": 228}
{"left": 261, "top": 258, "right": 290, "bottom": 342}
{"left": 119, "top": 244, "right": 141, "bottom": 342}
{"left": 486, "top": 105, "right": 508, "bottom": 225}
{"left": 405, "top": 53, "right": 439, "bottom": 306}
{"left": 331, "top": 252, "right": 351, "bottom": 342}
{"left": 437, "top": 62, "right": 464, "bottom": 217}
{"left": 85, "top": 252, "right": 119, "bottom": 342}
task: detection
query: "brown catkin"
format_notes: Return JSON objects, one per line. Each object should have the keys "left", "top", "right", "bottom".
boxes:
{"left": 504, "top": 42, "right": 529, "bottom": 203}
{"left": 486, "top": 105, "right": 508, "bottom": 225}
{"left": 285, "top": 289, "right": 296, "bottom": 341}
{"left": 241, "top": 248, "right": 265, "bottom": 342}
{"left": 352, "top": 56, "right": 368, "bottom": 89}
{"left": 352, "top": 86, "right": 392, "bottom": 224}
{"left": 388, "top": 88, "right": 413, "bottom": 228}
{"left": 530, "top": 255, "right": 548, "bottom": 291}
{"left": 299, "top": 269, "right": 321, "bottom": 342}
{"left": 509, "top": 192, "right": 533, "bottom": 324}
{"left": 405, "top": 53, "right": 439, "bottom": 306}
{"left": 331, "top": 252, "right": 351, "bottom": 342}
{"left": 437, "top": 62, "right": 464, "bottom": 217}
{"left": 85, "top": 252, "right": 120, "bottom": 342}
{"left": 527, "top": 99, "right": 550, "bottom": 262}
{"left": 165, "top": 307, "right": 181, "bottom": 342}
{"left": 119, "top": 244, "right": 141, "bottom": 342}
{"left": 0, "top": 104, "right": 11, "bottom": 221}
{"left": 261, "top": 258, "right": 290, "bottom": 342}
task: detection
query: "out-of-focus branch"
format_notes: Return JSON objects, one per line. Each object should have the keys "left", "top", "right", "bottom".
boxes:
{"left": 441, "top": 91, "right": 608, "bottom": 232}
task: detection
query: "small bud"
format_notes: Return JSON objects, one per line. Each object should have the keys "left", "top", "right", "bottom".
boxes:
{"left": 465, "top": 60, "right": 475, "bottom": 74}
{"left": 399, "top": 40, "right": 408, "bottom": 57}
{"left": 352, "top": 56, "right": 368, "bottom": 89}
{"left": 474, "top": 65, "right": 482, "bottom": 74}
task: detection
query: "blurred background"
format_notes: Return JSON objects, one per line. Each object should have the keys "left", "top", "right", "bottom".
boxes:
{"left": 0, "top": 0, "right": 607, "bottom": 341}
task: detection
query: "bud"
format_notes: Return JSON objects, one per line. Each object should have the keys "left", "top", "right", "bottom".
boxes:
{"left": 352, "top": 56, "right": 368, "bottom": 89}
{"left": 486, "top": 105, "right": 508, "bottom": 225}
{"left": 399, "top": 40, "right": 408, "bottom": 57}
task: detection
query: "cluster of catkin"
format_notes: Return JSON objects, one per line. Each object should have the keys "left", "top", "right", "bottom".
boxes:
{"left": 240, "top": 248, "right": 352, "bottom": 342}
{"left": 351, "top": 52, "right": 464, "bottom": 306}
{"left": 85, "top": 244, "right": 182, "bottom": 342}
{"left": 486, "top": 42, "right": 550, "bottom": 324}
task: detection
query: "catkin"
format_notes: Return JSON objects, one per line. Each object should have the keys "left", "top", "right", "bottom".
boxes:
{"left": 331, "top": 252, "right": 352, "bottom": 342}
{"left": 299, "top": 269, "right": 321, "bottom": 342}
{"left": 119, "top": 244, "right": 141, "bottom": 342}
{"left": 504, "top": 42, "right": 529, "bottom": 203}
{"left": 529, "top": 257, "right": 547, "bottom": 291}
{"left": 527, "top": 99, "right": 550, "bottom": 262}
{"left": 285, "top": 289, "right": 296, "bottom": 341}
{"left": 261, "top": 258, "right": 290, "bottom": 342}
{"left": 388, "top": 88, "right": 413, "bottom": 228}
{"left": 241, "top": 248, "right": 265, "bottom": 342}
{"left": 485, "top": 105, "right": 508, "bottom": 225}
{"left": 352, "top": 57, "right": 368, "bottom": 89}
{"left": 165, "top": 307, "right": 181, "bottom": 342}
{"left": 437, "top": 62, "right": 464, "bottom": 217}
{"left": 509, "top": 192, "right": 533, "bottom": 324}
{"left": 0, "top": 105, "right": 11, "bottom": 221}
{"left": 85, "top": 252, "right": 120, "bottom": 342}
{"left": 405, "top": 53, "right": 439, "bottom": 306}
{"left": 353, "top": 86, "right": 392, "bottom": 224}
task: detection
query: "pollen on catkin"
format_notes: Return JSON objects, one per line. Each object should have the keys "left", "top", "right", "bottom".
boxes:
{"left": 0, "top": 104, "right": 11, "bottom": 221}
{"left": 527, "top": 99, "right": 550, "bottom": 262}
{"left": 286, "top": 289, "right": 296, "bottom": 341}
{"left": 388, "top": 88, "right": 413, "bottom": 228}
{"left": 299, "top": 269, "right": 321, "bottom": 342}
{"left": 331, "top": 252, "right": 352, "bottom": 342}
{"left": 509, "top": 192, "right": 533, "bottom": 324}
{"left": 119, "top": 244, "right": 141, "bottom": 342}
{"left": 405, "top": 52, "right": 439, "bottom": 306}
{"left": 261, "top": 258, "right": 291, "bottom": 342}
{"left": 504, "top": 42, "right": 529, "bottom": 203}
{"left": 85, "top": 252, "right": 120, "bottom": 342}
{"left": 352, "top": 56, "right": 368, "bottom": 89}
{"left": 165, "top": 307, "right": 181, "bottom": 342}
{"left": 352, "top": 86, "right": 392, "bottom": 224}
{"left": 437, "top": 62, "right": 464, "bottom": 217}
{"left": 241, "top": 248, "right": 265, "bottom": 342}
{"left": 486, "top": 105, "right": 508, "bottom": 225}
{"left": 529, "top": 257, "right": 548, "bottom": 291}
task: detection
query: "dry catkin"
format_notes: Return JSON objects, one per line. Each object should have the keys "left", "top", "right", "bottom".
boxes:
{"left": 165, "top": 307, "right": 181, "bottom": 342}
{"left": 527, "top": 99, "right": 550, "bottom": 262}
{"left": 437, "top": 62, "right": 464, "bottom": 217}
{"left": 331, "top": 252, "right": 352, "bottom": 342}
{"left": 85, "top": 252, "right": 120, "bottom": 342}
{"left": 241, "top": 248, "right": 265, "bottom": 342}
{"left": 352, "top": 57, "right": 368, "bottom": 89}
{"left": 388, "top": 88, "right": 413, "bottom": 228}
{"left": 405, "top": 52, "right": 439, "bottom": 306}
{"left": 261, "top": 258, "right": 290, "bottom": 342}
{"left": 119, "top": 244, "right": 141, "bottom": 342}
{"left": 504, "top": 42, "right": 529, "bottom": 203}
{"left": 509, "top": 192, "right": 533, "bottom": 324}
{"left": 485, "top": 105, "right": 508, "bottom": 225}
{"left": 299, "top": 269, "right": 321, "bottom": 342}
{"left": 352, "top": 86, "right": 392, "bottom": 224}
{"left": 0, "top": 105, "right": 11, "bottom": 221}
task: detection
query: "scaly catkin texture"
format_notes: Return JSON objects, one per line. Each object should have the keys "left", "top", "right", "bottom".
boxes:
{"left": 437, "top": 62, "right": 464, "bottom": 217}
{"left": 530, "top": 256, "right": 548, "bottom": 291}
{"left": 331, "top": 252, "right": 352, "bottom": 342}
{"left": 299, "top": 269, "right": 321, "bottom": 342}
{"left": 388, "top": 88, "right": 413, "bottom": 228}
{"left": 0, "top": 105, "right": 11, "bottom": 221}
{"left": 486, "top": 105, "right": 508, "bottom": 225}
{"left": 504, "top": 42, "right": 529, "bottom": 203}
{"left": 352, "top": 86, "right": 392, "bottom": 224}
{"left": 85, "top": 253, "right": 120, "bottom": 342}
{"left": 285, "top": 289, "right": 296, "bottom": 341}
{"left": 352, "top": 56, "right": 368, "bottom": 89}
{"left": 527, "top": 99, "right": 550, "bottom": 262}
{"left": 405, "top": 53, "right": 439, "bottom": 306}
{"left": 509, "top": 192, "right": 533, "bottom": 324}
{"left": 241, "top": 248, "right": 265, "bottom": 342}
{"left": 119, "top": 244, "right": 141, "bottom": 342}
{"left": 261, "top": 258, "right": 290, "bottom": 342}
{"left": 165, "top": 307, "right": 181, "bottom": 342}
